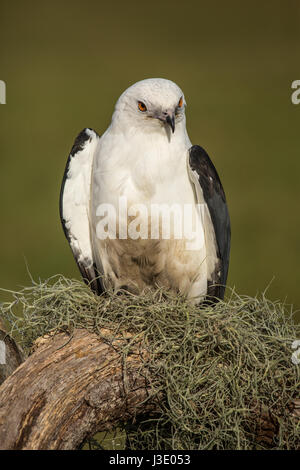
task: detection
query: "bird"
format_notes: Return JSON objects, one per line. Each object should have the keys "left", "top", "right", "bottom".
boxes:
{"left": 60, "top": 78, "right": 230, "bottom": 304}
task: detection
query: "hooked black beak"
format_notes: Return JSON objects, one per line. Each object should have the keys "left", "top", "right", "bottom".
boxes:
{"left": 165, "top": 112, "right": 175, "bottom": 133}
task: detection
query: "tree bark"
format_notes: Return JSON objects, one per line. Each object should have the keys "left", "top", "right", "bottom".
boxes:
{"left": 0, "top": 328, "right": 155, "bottom": 450}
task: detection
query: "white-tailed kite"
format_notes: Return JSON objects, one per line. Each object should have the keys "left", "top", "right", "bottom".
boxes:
{"left": 60, "top": 78, "right": 230, "bottom": 304}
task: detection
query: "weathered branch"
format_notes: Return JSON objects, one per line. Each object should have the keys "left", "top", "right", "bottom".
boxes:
{"left": 0, "top": 328, "right": 156, "bottom": 450}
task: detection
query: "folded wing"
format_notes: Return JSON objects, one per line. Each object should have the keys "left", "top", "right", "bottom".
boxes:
{"left": 188, "top": 145, "right": 231, "bottom": 300}
{"left": 59, "top": 128, "right": 103, "bottom": 294}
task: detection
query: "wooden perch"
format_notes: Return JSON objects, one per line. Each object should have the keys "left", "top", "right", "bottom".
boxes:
{"left": 0, "top": 326, "right": 298, "bottom": 450}
{"left": 0, "top": 328, "right": 156, "bottom": 450}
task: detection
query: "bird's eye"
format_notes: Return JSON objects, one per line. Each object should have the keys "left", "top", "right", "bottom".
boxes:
{"left": 138, "top": 101, "right": 147, "bottom": 112}
{"left": 178, "top": 97, "right": 183, "bottom": 108}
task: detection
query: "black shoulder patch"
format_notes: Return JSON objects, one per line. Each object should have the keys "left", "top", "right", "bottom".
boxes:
{"left": 70, "top": 128, "right": 94, "bottom": 157}
{"left": 189, "top": 145, "right": 227, "bottom": 203}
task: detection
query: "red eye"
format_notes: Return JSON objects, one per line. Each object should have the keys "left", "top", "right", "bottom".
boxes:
{"left": 138, "top": 101, "right": 147, "bottom": 112}
{"left": 178, "top": 97, "right": 183, "bottom": 108}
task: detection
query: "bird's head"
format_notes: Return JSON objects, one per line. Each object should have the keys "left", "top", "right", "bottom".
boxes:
{"left": 112, "top": 78, "right": 186, "bottom": 137}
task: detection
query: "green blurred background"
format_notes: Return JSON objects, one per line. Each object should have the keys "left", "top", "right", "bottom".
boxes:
{"left": 1, "top": 0, "right": 300, "bottom": 319}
